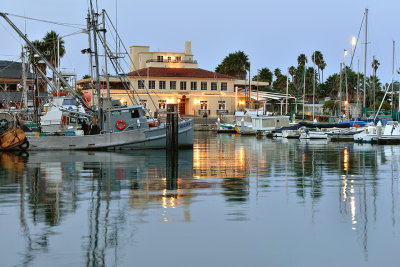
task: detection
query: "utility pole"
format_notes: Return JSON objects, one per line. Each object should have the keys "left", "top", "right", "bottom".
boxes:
{"left": 363, "top": 8, "right": 368, "bottom": 117}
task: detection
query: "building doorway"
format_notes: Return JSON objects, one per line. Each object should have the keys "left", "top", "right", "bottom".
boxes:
{"left": 178, "top": 98, "right": 186, "bottom": 115}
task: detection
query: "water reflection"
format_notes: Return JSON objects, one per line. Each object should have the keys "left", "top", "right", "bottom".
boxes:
{"left": 0, "top": 133, "right": 400, "bottom": 265}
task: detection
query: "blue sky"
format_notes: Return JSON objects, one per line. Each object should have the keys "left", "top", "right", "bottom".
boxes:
{"left": 1, "top": 0, "right": 399, "bottom": 84}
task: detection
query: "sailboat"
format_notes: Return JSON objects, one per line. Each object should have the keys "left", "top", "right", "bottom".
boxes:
{"left": 0, "top": 5, "right": 194, "bottom": 151}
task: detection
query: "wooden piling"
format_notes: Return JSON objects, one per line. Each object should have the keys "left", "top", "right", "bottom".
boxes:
{"left": 166, "top": 104, "right": 179, "bottom": 152}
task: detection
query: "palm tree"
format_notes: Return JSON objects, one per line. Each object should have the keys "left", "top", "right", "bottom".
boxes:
{"left": 371, "top": 57, "right": 380, "bottom": 108}
{"left": 312, "top": 51, "right": 324, "bottom": 82}
{"left": 252, "top": 67, "right": 273, "bottom": 85}
{"left": 288, "top": 66, "right": 296, "bottom": 82}
{"left": 297, "top": 54, "right": 307, "bottom": 66}
{"left": 274, "top": 68, "right": 281, "bottom": 78}
{"left": 320, "top": 60, "right": 327, "bottom": 83}
{"left": 215, "top": 50, "right": 250, "bottom": 79}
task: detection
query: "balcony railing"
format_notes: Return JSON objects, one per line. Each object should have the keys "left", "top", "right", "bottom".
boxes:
{"left": 198, "top": 110, "right": 210, "bottom": 116}
{"left": 146, "top": 59, "right": 198, "bottom": 64}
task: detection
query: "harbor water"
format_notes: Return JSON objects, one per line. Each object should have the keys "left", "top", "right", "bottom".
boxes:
{"left": 1, "top": 131, "right": 400, "bottom": 266}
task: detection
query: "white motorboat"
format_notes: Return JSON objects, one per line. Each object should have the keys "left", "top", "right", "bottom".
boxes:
{"left": 378, "top": 121, "right": 400, "bottom": 144}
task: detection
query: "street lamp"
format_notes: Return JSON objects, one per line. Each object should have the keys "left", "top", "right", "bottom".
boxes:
{"left": 351, "top": 37, "right": 356, "bottom": 70}
{"left": 344, "top": 49, "right": 349, "bottom": 121}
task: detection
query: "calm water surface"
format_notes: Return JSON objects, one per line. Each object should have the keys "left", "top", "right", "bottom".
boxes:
{"left": 1, "top": 132, "right": 400, "bottom": 266}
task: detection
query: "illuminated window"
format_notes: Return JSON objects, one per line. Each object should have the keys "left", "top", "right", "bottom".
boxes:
{"left": 167, "top": 57, "right": 172, "bottom": 62}
{"left": 180, "top": 81, "right": 187, "bottom": 90}
{"left": 149, "top": 80, "right": 155, "bottom": 89}
{"left": 218, "top": 101, "right": 226, "bottom": 110}
{"left": 211, "top": 82, "right": 217, "bottom": 91}
{"left": 201, "top": 82, "right": 207, "bottom": 90}
{"left": 159, "top": 100, "right": 166, "bottom": 109}
{"left": 138, "top": 80, "right": 145, "bottom": 89}
{"left": 157, "top": 56, "right": 163, "bottom": 62}
{"left": 170, "top": 81, "right": 176, "bottom": 90}
{"left": 176, "top": 56, "right": 181, "bottom": 62}
{"left": 221, "top": 82, "right": 227, "bottom": 91}
{"left": 200, "top": 101, "right": 208, "bottom": 110}
{"left": 159, "top": 81, "right": 166, "bottom": 90}
{"left": 191, "top": 82, "right": 197, "bottom": 90}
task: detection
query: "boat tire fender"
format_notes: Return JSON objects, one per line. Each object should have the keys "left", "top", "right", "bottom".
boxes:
{"left": 18, "top": 138, "right": 29, "bottom": 151}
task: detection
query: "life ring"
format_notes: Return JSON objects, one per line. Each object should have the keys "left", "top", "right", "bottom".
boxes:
{"left": 116, "top": 120, "right": 126, "bottom": 130}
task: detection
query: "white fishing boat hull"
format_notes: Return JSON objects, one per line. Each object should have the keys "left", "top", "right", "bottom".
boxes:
{"left": 26, "top": 119, "right": 193, "bottom": 150}
{"left": 282, "top": 130, "right": 300, "bottom": 139}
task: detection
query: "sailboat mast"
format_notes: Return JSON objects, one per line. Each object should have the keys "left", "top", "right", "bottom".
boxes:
{"left": 303, "top": 64, "right": 306, "bottom": 120}
{"left": 312, "top": 56, "right": 315, "bottom": 121}
{"left": 89, "top": 0, "right": 104, "bottom": 131}
{"left": 363, "top": 8, "right": 368, "bottom": 116}
{"left": 21, "top": 46, "right": 28, "bottom": 108}
{"left": 391, "top": 40, "right": 395, "bottom": 109}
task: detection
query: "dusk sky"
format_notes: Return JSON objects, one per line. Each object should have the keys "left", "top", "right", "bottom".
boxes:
{"left": 1, "top": 0, "right": 400, "bottom": 85}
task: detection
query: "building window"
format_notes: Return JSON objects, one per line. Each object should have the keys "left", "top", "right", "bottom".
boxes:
{"left": 201, "top": 82, "right": 207, "bottom": 90}
{"left": 221, "top": 82, "right": 227, "bottom": 91}
{"left": 157, "top": 56, "right": 163, "bottom": 62}
{"left": 211, "top": 82, "right": 217, "bottom": 91}
{"left": 218, "top": 101, "right": 226, "bottom": 110}
{"left": 170, "top": 81, "right": 176, "bottom": 90}
{"left": 138, "top": 80, "right": 145, "bottom": 89}
{"left": 140, "top": 99, "right": 147, "bottom": 108}
{"left": 159, "top": 100, "right": 166, "bottom": 109}
{"left": 191, "top": 82, "right": 197, "bottom": 90}
{"left": 149, "top": 80, "right": 155, "bottom": 89}
{"left": 159, "top": 81, "right": 166, "bottom": 90}
{"left": 200, "top": 101, "right": 208, "bottom": 110}
{"left": 180, "top": 81, "right": 187, "bottom": 90}
{"left": 176, "top": 56, "right": 181, "bottom": 62}
{"left": 167, "top": 56, "right": 172, "bottom": 62}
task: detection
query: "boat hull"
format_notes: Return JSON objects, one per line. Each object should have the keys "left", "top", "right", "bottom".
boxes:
{"left": 25, "top": 119, "right": 193, "bottom": 151}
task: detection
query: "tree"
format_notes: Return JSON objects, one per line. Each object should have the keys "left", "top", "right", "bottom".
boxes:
{"left": 82, "top": 74, "right": 91, "bottom": 79}
{"left": 320, "top": 60, "right": 327, "bottom": 83}
{"left": 297, "top": 54, "right": 307, "bottom": 66}
{"left": 312, "top": 51, "right": 324, "bottom": 82}
{"left": 371, "top": 58, "right": 380, "bottom": 108}
{"left": 215, "top": 50, "right": 250, "bottom": 79}
{"left": 274, "top": 68, "right": 281, "bottom": 78}
{"left": 288, "top": 66, "right": 296, "bottom": 82}
{"left": 252, "top": 67, "right": 273, "bottom": 85}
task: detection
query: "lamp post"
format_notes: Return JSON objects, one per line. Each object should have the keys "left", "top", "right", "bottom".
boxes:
{"left": 351, "top": 37, "right": 356, "bottom": 70}
{"left": 344, "top": 49, "right": 348, "bottom": 120}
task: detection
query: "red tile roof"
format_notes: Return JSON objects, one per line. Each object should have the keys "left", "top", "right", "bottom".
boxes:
{"left": 127, "top": 67, "right": 235, "bottom": 79}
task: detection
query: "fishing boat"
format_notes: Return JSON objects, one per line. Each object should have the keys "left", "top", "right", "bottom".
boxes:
{"left": 0, "top": 7, "right": 194, "bottom": 151}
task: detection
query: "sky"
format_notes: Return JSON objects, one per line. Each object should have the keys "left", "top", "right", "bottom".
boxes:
{"left": 1, "top": 0, "right": 400, "bottom": 84}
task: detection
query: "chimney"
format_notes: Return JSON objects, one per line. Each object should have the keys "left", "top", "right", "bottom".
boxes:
{"left": 184, "top": 41, "right": 192, "bottom": 55}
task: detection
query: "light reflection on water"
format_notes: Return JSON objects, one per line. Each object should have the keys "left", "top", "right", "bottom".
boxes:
{"left": 0, "top": 132, "right": 400, "bottom": 266}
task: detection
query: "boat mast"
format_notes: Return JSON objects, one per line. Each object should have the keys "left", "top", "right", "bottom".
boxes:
{"left": 357, "top": 58, "right": 360, "bottom": 117}
{"left": 391, "top": 40, "right": 395, "bottom": 110}
{"left": 102, "top": 9, "right": 112, "bottom": 132}
{"left": 312, "top": 55, "right": 315, "bottom": 121}
{"left": 86, "top": 13, "right": 95, "bottom": 107}
{"left": 363, "top": 8, "right": 368, "bottom": 117}
{"left": 21, "top": 46, "right": 28, "bottom": 108}
{"left": 0, "top": 12, "right": 92, "bottom": 111}
{"left": 285, "top": 68, "right": 289, "bottom": 114}
{"left": 89, "top": 0, "right": 104, "bottom": 131}
{"left": 303, "top": 64, "right": 306, "bottom": 120}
